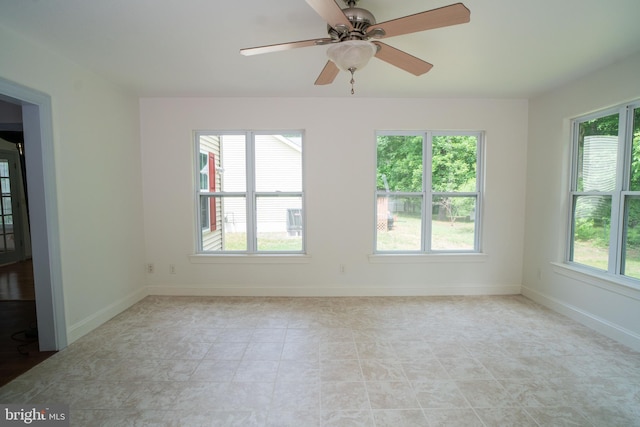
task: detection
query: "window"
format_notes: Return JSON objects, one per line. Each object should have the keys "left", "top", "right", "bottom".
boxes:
{"left": 568, "top": 101, "right": 640, "bottom": 282}
{"left": 375, "top": 131, "right": 483, "bottom": 253}
{"left": 195, "top": 131, "right": 304, "bottom": 253}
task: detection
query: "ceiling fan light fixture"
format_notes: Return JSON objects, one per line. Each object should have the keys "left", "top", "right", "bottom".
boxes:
{"left": 326, "top": 40, "right": 377, "bottom": 72}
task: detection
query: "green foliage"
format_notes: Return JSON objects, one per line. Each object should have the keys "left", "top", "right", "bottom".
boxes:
{"left": 376, "top": 134, "right": 477, "bottom": 193}
{"left": 578, "top": 113, "right": 619, "bottom": 139}
{"left": 626, "top": 226, "right": 640, "bottom": 248}
{"left": 377, "top": 135, "right": 423, "bottom": 192}
{"left": 574, "top": 218, "right": 598, "bottom": 241}
{"left": 431, "top": 136, "right": 477, "bottom": 192}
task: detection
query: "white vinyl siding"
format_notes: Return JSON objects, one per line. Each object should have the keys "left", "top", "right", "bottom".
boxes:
{"left": 195, "top": 131, "right": 304, "bottom": 253}
{"left": 200, "top": 135, "right": 222, "bottom": 250}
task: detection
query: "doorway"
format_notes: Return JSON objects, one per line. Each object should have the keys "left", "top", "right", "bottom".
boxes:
{"left": 0, "top": 150, "right": 25, "bottom": 265}
{"left": 0, "top": 77, "right": 66, "bottom": 384}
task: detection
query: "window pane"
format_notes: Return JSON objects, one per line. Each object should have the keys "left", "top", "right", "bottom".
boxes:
{"left": 622, "top": 195, "right": 640, "bottom": 279}
{"left": 200, "top": 197, "right": 209, "bottom": 229}
{"left": 377, "top": 135, "right": 423, "bottom": 192}
{"left": 376, "top": 195, "right": 422, "bottom": 251}
{"left": 432, "top": 135, "right": 477, "bottom": 191}
{"left": 0, "top": 161, "right": 8, "bottom": 177}
{"left": 256, "top": 196, "right": 302, "bottom": 251}
{"left": 2, "top": 197, "right": 11, "bottom": 215}
{"left": 255, "top": 133, "right": 302, "bottom": 192}
{"left": 1, "top": 178, "right": 10, "bottom": 194}
{"left": 630, "top": 107, "right": 640, "bottom": 191}
{"left": 199, "top": 153, "right": 208, "bottom": 190}
{"left": 201, "top": 196, "right": 247, "bottom": 251}
{"left": 571, "top": 195, "right": 611, "bottom": 270}
{"left": 432, "top": 196, "right": 476, "bottom": 250}
{"left": 576, "top": 114, "right": 618, "bottom": 192}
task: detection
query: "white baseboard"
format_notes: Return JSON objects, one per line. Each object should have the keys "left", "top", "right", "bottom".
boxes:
{"left": 146, "top": 284, "right": 521, "bottom": 297}
{"left": 66, "top": 287, "right": 149, "bottom": 344}
{"left": 522, "top": 285, "right": 640, "bottom": 352}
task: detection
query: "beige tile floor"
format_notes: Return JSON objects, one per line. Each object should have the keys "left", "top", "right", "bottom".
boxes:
{"left": 1, "top": 295, "right": 639, "bottom": 426}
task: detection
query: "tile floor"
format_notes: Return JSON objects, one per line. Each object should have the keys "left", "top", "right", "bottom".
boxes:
{"left": 1, "top": 295, "right": 639, "bottom": 426}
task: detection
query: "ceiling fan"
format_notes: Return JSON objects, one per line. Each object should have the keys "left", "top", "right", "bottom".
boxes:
{"left": 240, "top": 0, "right": 471, "bottom": 93}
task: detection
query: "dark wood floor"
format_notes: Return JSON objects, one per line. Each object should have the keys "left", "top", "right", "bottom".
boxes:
{"left": 0, "top": 259, "right": 36, "bottom": 300}
{"left": 0, "top": 260, "right": 56, "bottom": 387}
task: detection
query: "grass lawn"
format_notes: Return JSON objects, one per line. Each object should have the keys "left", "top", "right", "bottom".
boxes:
{"left": 222, "top": 232, "right": 302, "bottom": 251}
{"left": 220, "top": 214, "right": 475, "bottom": 252}
{"left": 377, "top": 214, "right": 475, "bottom": 251}
{"left": 573, "top": 240, "right": 640, "bottom": 279}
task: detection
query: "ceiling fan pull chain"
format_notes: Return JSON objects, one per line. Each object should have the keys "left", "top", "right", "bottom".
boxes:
{"left": 349, "top": 67, "right": 356, "bottom": 95}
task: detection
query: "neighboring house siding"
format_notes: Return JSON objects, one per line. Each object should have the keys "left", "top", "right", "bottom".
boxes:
{"left": 220, "top": 134, "right": 247, "bottom": 236}
{"left": 255, "top": 135, "right": 302, "bottom": 233}
{"left": 200, "top": 133, "right": 302, "bottom": 250}
{"left": 200, "top": 135, "right": 222, "bottom": 250}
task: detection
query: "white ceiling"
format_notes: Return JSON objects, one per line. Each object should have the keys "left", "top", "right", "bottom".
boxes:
{"left": 1, "top": 0, "right": 639, "bottom": 98}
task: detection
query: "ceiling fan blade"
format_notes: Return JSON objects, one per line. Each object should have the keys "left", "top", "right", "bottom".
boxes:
{"left": 369, "top": 3, "right": 470, "bottom": 39}
{"left": 240, "top": 38, "right": 333, "bottom": 56}
{"left": 315, "top": 61, "right": 340, "bottom": 85}
{"left": 373, "top": 42, "right": 433, "bottom": 76}
{"left": 305, "top": 0, "right": 353, "bottom": 31}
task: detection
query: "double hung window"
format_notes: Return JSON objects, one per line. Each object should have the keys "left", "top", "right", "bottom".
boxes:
{"left": 568, "top": 101, "right": 640, "bottom": 282}
{"left": 375, "top": 131, "right": 483, "bottom": 253}
{"left": 195, "top": 131, "right": 304, "bottom": 253}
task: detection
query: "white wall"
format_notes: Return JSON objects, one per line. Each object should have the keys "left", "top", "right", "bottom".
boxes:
{"left": 0, "top": 25, "right": 147, "bottom": 343}
{"left": 523, "top": 51, "right": 640, "bottom": 351}
{"left": 141, "top": 97, "right": 528, "bottom": 296}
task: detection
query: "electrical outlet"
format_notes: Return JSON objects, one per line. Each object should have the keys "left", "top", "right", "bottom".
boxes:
{"left": 170, "top": 264, "right": 176, "bottom": 275}
{"left": 146, "top": 263, "right": 154, "bottom": 274}
{"left": 339, "top": 264, "right": 346, "bottom": 274}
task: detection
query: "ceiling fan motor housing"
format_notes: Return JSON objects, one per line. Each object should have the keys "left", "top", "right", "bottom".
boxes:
{"left": 328, "top": 6, "right": 376, "bottom": 41}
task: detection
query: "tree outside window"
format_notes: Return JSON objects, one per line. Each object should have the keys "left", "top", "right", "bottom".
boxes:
{"left": 569, "top": 103, "right": 640, "bottom": 281}
{"left": 375, "top": 131, "right": 483, "bottom": 253}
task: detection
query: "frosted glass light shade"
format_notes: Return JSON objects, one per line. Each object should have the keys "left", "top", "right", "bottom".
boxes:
{"left": 326, "top": 40, "right": 377, "bottom": 71}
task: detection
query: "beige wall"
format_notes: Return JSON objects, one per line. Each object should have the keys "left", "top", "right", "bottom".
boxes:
{"left": 140, "top": 97, "right": 528, "bottom": 296}
{"left": 0, "top": 25, "right": 146, "bottom": 343}
{"left": 523, "top": 51, "right": 640, "bottom": 351}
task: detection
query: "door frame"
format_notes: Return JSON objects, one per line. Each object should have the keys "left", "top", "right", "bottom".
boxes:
{"left": 0, "top": 77, "right": 67, "bottom": 351}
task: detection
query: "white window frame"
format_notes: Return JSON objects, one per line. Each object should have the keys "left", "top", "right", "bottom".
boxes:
{"left": 194, "top": 130, "right": 305, "bottom": 254}
{"left": 374, "top": 130, "right": 484, "bottom": 254}
{"left": 567, "top": 100, "right": 640, "bottom": 289}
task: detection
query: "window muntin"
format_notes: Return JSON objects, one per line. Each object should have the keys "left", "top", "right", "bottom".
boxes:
{"left": 195, "top": 131, "right": 304, "bottom": 254}
{"left": 375, "top": 131, "right": 483, "bottom": 253}
{"left": 568, "top": 102, "right": 640, "bottom": 284}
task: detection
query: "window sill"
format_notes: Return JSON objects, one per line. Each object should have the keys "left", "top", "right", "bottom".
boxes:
{"left": 551, "top": 262, "right": 640, "bottom": 301}
{"left": 368, "top": 253, "right": 488, "bottom": 264}
{"left": 189, "top": 254, "right": 311, "bottom": 264}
